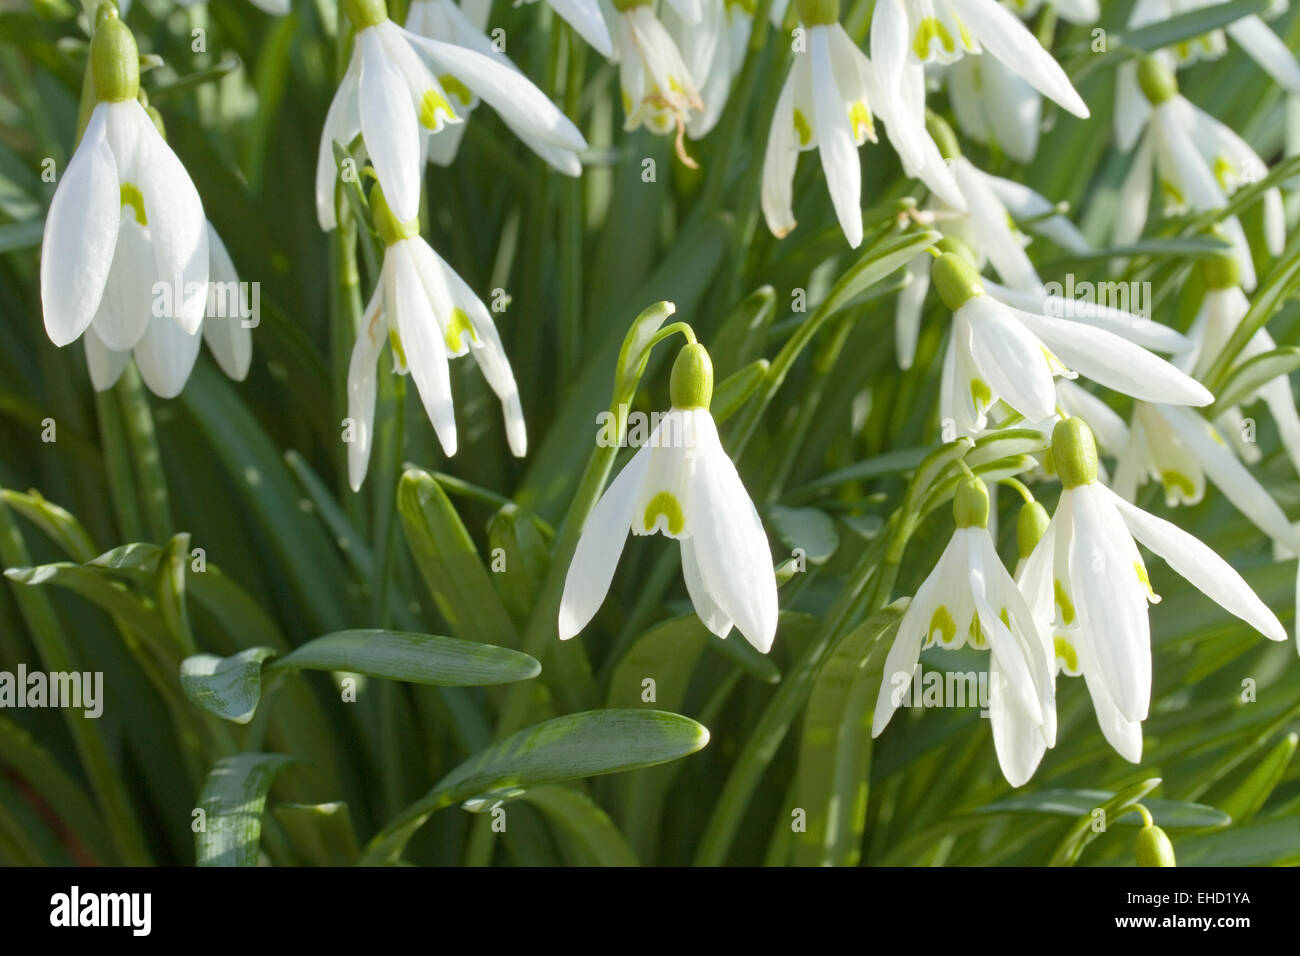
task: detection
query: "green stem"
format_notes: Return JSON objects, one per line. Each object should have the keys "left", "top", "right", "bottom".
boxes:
{"left": 116, "top": 364, "right": 173, "bottom": 543}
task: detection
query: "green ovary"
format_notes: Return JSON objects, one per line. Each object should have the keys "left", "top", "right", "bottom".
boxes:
{"left": 643, "top": 491, "right": 685, "bottom": 536}
{"left": 420, "top": 88, "right": 456, "bottom": 129}
{"left": 120, "top": 183, "right": 147, "bottom": 226}
{"left": 444, "top": 308, "right": 479, "bottom": 353}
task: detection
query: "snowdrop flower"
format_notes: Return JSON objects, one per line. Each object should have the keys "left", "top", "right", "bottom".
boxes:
{"left": 1018, "top": 418, "right": 1286, "bottom": 760}
{"left": 609, "top": 0, "right": 704, "bottom": 162}
{"left": 930, "top": 251, "right": 1210, "bottom": 436}
{"left": 869, "top": 0, "right": 1089, "bottom": 131}
{"left": 872, "top": 476, "right": 1056, "bottom": 787}
{"left": 1115, "top": 0, "right": 1300, "bottom": 145}
{"left": 346, "top": 185, "right": 526, "bottom": 490}
{"left": 558, "top": 342, "right": 779, "bottom": 652}
{"left": 41, "top": 12, "right": 208, "bottom": 355}
{"left": 317, "top": 0, "right": 588, "bottom": 231}
{"left": 1115, "top": 56, "right": 1284, "bottom": 292}
{"left": 761, "top": 0, "right": 881, "bottom": 248}
{"left": 663, "top": 0, "right": 748, "bottom": 138}
{"left": 86, "top": 221, "right": 252, "bottom": 398}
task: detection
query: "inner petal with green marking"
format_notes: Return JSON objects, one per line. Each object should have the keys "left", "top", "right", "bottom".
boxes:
{"left": 420, "top": 87, "right": 457, "bottom": 129}
{"left": 439, "top": 74, "right": 474, "bottom": 109}
{"left": 928, "top": 605, "right": 957, "bottom": 646}
{"left": 120, "top": 182, "right": 147, "bottom": 226}
{"left": 443, "top": 307, "right": 479, "bottom": 354}
{"left": 642, "top": 490, "right": 685, "bottom": 536}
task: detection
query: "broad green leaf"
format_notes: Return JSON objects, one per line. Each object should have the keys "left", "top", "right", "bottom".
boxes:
{"left": 196, "top": 754, "right": 295, "bottom": 867}
{"left": 1219, "top": 732, "right": 1297, "bottom": 825}
{"left": 766, "top": 506, "right": 839, "bottom": 566}
{"left": 974, "top": 790, "right": 1230, "bottom": 830}
{"left": 793, "top": 601, "right": 905, "bottom": 866}
{"left": 0, "top": 490, "right": 96, "bottom": 562}
{"left": 709, "top": 285, "right": 776, "bottom": 379}
{"left": 1203, "top": 242, "right": 1300, "bottom": 392}
{"left": 272, "top": 802, "right": 360, "bottom": 867}
{"left": 398, "top": 468, "right": 520, "bottom": 650}
{"left": 361, "top": 710, "right": 709, "bottom": 863}
{"left": 180, "top": 647, "right": 277, "bottom": 724}
{"left": 1209, "top": 347, "right": 1300, "bottom": 415}
{"left": 487, "top": 504, "right": 550, "bottom": 631}
{"left": 1174, "top": 817, "right": 1300, "bottom": 866}
{"left": 271, "top": 629, "right": 542, "bottom": 686}
{"left": 517, "top": 786, "right": 639, "bottom": 866}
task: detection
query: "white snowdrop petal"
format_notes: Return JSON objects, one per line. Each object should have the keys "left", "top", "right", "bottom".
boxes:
{"left": 202, "top": 223, "right": 253, "bottom": 382}
{"left": 988, "top": 654, "right": 1049, "bottom": 787}
{"left": 90, "top": 219, "right": 157, "bottom": 353}
{"left": 360, "top": 29, "right": 424, "bottom": 224}
{"left": 346, "top": 310, "right": 386, "bottom": 493}
{"left": 681, "top": 536, "right": 734, "bottom": 639}
{"left": 950, "top": 0, "right": 1089, "bottom": 117}
{"left": 953, "top": 159, "right": 1039, "bottom": 290}
{"left": 549, "top": 0, "right": 614, "bottom": 57}
{"left": 1079, "top": 649, "right": 1144, "bottom": 763}
{"left": 558, "top": 447, "right": 651, "bottom": 639}
{"left": 687, "top": 412, "right": 778, "bottom": 653}
{"left": 83, "top": 326, "right": 129, "bottom": 392}
{"left": 390, "top": 244, "right": 459, "bottom": 456}
{"left": 315, "top": 49, "right": 363, "bottom": 231}
{"left": 133, "top": 311, "right": 203, "bottom": 399}
{"left": 761, "top": 67, "right": 799, "bottom": 239}
{"left": 1103, "top": 471, "right": 1288, "bottom": 643}
{"left": 981, "top": 57, "right": 1041, "bottom": 164}
{"left": 809, "top": 26, "right": 862, "bottom": 248}
{"left": 895, "top": 254, "right": 931, "bottom": 370}
{"left": 985, "top": 279, "right": 1187, "bottom": 353}
{"left": 962, "top": 296, "right": 1057, "bottom": 422}
{"left": 1227, "top": 15, "right": 1300, "bottom": 94}
{"left": 1013, "top": 307, "right": 1213, "bottom": 406}
{"left": 41, "top": 104, "right": 119, "bottom": 348}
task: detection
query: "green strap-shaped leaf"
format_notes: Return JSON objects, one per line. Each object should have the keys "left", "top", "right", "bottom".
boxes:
{"left": 1120, "top": 0, "right": 1269, "bottom": 53}
{"left": 1172, "top": 817, "right": 1300, "bottom": 866}
{"left": 398, "top": 468, "right": 520, "bottom": 650}
{"left": 1048, "top": 778, "right": 1162, "bottom": 866}
{"left": 1209, "top": 347, "right": 1300, "bottom": 417}
{"left": 196, "top": 754, "right": 295, "bottom": 867}
{"left": 712, "top": 359, "right": 770, "bottom": 425}
{"left": 792, "top": 601, "right": 905, "bottom": 866}
{"left": 1219, "top": 732, "right": 1298, "bottom": 825}
{"left": 271, "top": 629, "right": 541, "bottom": 686}
{"left": 181, "top": 630, "right": 540, "bottom": 723}
{"left": 361, "top": 709, "right": 709, "bottom": 864}
{"left": 974, "top": 791, "right": 1231, "bottom": 830}
{"left": 180, "top": 647, "right": 277, "bottom": 724}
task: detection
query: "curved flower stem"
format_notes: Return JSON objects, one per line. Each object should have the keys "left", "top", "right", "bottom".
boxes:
{"left": 117, "top": 364, "right": 173, "bottom": 544}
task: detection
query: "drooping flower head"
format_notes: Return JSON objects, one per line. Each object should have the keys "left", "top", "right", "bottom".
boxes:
{"left": 559, "top": 339, "right": 779, "bottom": 652}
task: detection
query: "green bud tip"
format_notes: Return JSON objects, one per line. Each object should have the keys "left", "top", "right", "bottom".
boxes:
{"left": 796, "top": 0, "right": 839, "bottom": 25}
{"left": 926, "top": 112, "right": 962, "bottom": 161}
{"left": 934, "top": 236, "right": 977, "bottom": 267}
{"left": 342, "top": 0, "right": 388, "bottom": 30}
{"left": 1200, "top": 249, "right": 1240, "bottom": 291}
{"left": 1051, "top": 418, "right": 1098, "bottom": 489}
{"left": 1016, "top": 500, "right": 1050, "bottom": 560}
{"left": 670, "top": 343, "right": 714, "bottom": 410}
{"left": 90, "top": 10, "right": 139, "bottom": 103}
{"left": 932, "top": 252, "right": 984, "bottom": 312}
{"left": 953, "top": 476, "right": 989, "bottom": 529}
{"left": 1137, "top": 55, "right": 1178, "bottom": 106}
{"left": 369, "top": 184, "right": 420, "bottom": 246}
{"left": 1135, "top": 824, "right": 1177, "bottom": 867}
{"left": 611, "top": 0, "right": 652, "bottom": 10}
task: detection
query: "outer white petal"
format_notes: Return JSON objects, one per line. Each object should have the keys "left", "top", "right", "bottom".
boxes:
{"left": 1228, "top": 15, "right": 1300, "bottom": 93}
{"left": 1113, "top": 60, "right": 1150, "bottom": 153}
{"left": 687, "top": 411, "right": 778, "bottom": 652}
{"left": 346, "top": 295, "right": 386, "bottom": 492}
{"left": 549, "top": 0, "right": 615, "bottom": 58}
{"left": 868, "top": 0, "right": 909, "bottom": 103}
{"left": 360, "top": 28, "right": 424, "bottom": 223}
{"left": 954, "top": 159, "right": 1038, "bottom": 290}
{"left": 877, "top": 59, "right": 966, "bottom": 209}
{"left": 681, "top": 535, "right": 733, "bottom": 638}
{"left": 41, "top": 103, "right": 119, "bottom": 347}
{"left": 133, "top": 311, "right": 203, "bottom": 399}
{"left": 558, "top": 447, "right": 651, "bottom": 639}
{"left": 980, "top": 56, "right": 1041, "bottom": 164}
{"left": 202, "top": 223, "right": 252, "bottom": 382}
{"left": 950, "top": 0, "right": 1089, "bottom": 117}
{"left": 129, "top": 102, "right": 209, "bottom": 334}
{"left": 988, "top": 654, "right": 1049, "bottom": 786}
{"left": 872, "top": 536, "right": 961, "bottom": 737}
{"left": 315, "top": 48, "right": 363, "bottom": 231}
{"left": 1079, "top": 646, "right": 1145, "bottom": 763}
{"left": 389, "top": 243, "right": 459, "bottom": 455}
{"left": 963, "top": 296, "right": 1057, "bottom": 422}
{"left": 1114, "top": 132, "right": 1154, "bottom": 250}
{"left": 1104, "top": 482, "right": 1287, "bottom": 643}
{"left": 986, "top": 279, "right": 1186, "bottom": 353}
{"left": 83, "top": 326, "right": 129, "bottom": 392}
{"left": 809, "top": 26, "right": 862, "bottom": 248}
{"left": 1013, "top": 307, "right": 1213, "bottom": 406}
{"left": 1067, "top": 484, "right": 1151, "bottom": 723}
{"left": 761, "top": 66, "right": 799, "bottom": 239}
{"left": 895, "top": 254, "right": 931, "bottom": 370}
